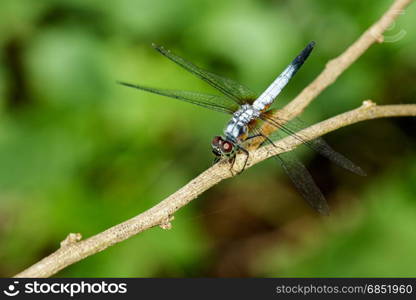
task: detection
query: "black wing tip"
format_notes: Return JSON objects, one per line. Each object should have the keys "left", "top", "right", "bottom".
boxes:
{"left": 117, "top": 81, "right": 135, "bottom": 88}
{"left": 117, "top": 81, "right": 150, "bottom": 92}
{"left": 151, "top": 42, "right": 161, "bottom": 50}
{"left": 353, "top": 167, "right": 367, "bottom": 177}
{"left": 152, "top": 43, "right": 170, "bottom": 54}
{"left": 317, "top": 204, "right": 330, "bottom": 216}
{"left": 342, "top": 162, "right": 367, "bottom": 176}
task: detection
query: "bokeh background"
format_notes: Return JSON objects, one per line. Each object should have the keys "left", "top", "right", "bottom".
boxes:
{"left": 0, "top": 0, "right": 415, "bottom": 277}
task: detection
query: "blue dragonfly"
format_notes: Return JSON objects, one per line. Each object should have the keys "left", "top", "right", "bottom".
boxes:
{"left": 119, "top": 42, "right": 365, "bottom": 215}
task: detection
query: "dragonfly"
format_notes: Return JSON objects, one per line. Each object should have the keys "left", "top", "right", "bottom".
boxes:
{"left": 119, "top": 42, "right": 365, "bottom": 215}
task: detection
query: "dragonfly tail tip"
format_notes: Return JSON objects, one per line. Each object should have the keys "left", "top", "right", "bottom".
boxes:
{"left": 306, "top": 41, "right": 316, "bottom": 52}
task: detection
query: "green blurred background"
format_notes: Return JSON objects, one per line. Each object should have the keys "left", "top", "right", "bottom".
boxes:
{"left": 0, "top": 0, "right": 415, "bottom": 277}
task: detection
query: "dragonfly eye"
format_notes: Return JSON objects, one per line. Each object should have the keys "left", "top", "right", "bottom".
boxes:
{"left": 221, "top": 141, "right": 234, "bottom": 153}
{"left": 211, "top": 136, "right": 223, "bottom": 147}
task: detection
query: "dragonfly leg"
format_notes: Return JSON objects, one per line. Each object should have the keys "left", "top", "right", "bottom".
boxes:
{"left": 245, "top": 133, "right": 263, "bottom": 141}
{"left": 259, "top": 133, "right": 276, "bottom": 147}
{"left": 245, "top": 133, "right": 280, "bottom": 149}
{"left": 244, "top": 133, "right": 265, "bottom": 149}
{"left": 228, "top": 155, "right": 236, "bottom": 175}
{"left": 251, "top": 131, "right": 287, "bottom": 159}
{"left": 212, "top": 156, "right": 221, "bottom": 165}
{"left": 235, "top": 145, "right": 249, "bottom": 175}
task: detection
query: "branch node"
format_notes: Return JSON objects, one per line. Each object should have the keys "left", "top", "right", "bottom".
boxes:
{"left": 60, "top": 233, "right": 82, "bottom": 248}
{"left": 362, "top": 100, "right": 376, "bottom": 108}
{"left": 376, "top": 35, "right": 385, "bottom": 43}
{"left": 160, "top": 215, "right": 175, "bottom": 230}
{"left": 325, "top": 59, "right": 337, "bottom": 69}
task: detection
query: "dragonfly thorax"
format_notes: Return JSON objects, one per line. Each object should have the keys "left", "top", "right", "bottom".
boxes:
{"left": 224, "top": 104, "right": 260, "bottom": 143}
{"left": 212, "top": 104, "right": 260, "bottom": 160}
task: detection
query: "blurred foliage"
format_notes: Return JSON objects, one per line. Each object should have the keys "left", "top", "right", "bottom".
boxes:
{"left": 0, "top": 0, "right": 415, "bottom": 277}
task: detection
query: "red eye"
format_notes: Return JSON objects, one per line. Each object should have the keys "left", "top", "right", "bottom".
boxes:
{"left": 221, "top": 141, "right": 233, "bottom": 153}
{"left": 211, "top": 136, "right": 223, "bottom": 147}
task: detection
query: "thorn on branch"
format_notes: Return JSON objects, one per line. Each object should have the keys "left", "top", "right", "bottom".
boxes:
{"left": 60, "top": 233, "right": 82, "bottom": 248}
{"left": 362, "top": 100, "right": 376, "bottom": 108}
{"left": 159, "top": 215, "right": 175, "bottom": 230}
{"left": 325, "top": 59, "right": 337, "bottom": 69}
{"left": 376, "top": 35, "right": 385, "bottom": 43}
{"left": 369, "top": 27, "right": 385, "bottom": 43}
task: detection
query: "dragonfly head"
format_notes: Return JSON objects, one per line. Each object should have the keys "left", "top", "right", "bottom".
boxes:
{"left": 211, "top": 136, "right": 236, "bottom": 158}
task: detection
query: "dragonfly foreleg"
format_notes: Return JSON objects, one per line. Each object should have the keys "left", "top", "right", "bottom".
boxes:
{"left": 212, "top": 156, "right": 221, "bottom": 165}
{"left": 250, "top": 130, "right": 287, "bottom": 158}
{"left": 245, "top": 133, "right": 264, "bottom": 141}
{"left": 235, "top": 145, "right": 249, "bottom": 175}
{"left": 243, "top": 133, "right": 266, "bottom": 151}
{"left": 228, "top": 155, "right": 236, "bottom": 174}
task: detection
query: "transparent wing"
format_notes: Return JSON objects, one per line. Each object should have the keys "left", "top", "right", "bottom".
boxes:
{"left": 249, "top": 128, "right": 329, "bottom": 215}
{"left": 253, "top": 42, "right": 315, "bottom": 111}
{"left": 274, "top": 153, "right": 330, "bottom": 215}
{"left": 118, "top": 81, "right": 239, "bottom": 114}
{"left": 153, "top": 44, "right": 257, "bottom": 105}
{"left": 260, "top": 110, "right": 366, "bottom": 176}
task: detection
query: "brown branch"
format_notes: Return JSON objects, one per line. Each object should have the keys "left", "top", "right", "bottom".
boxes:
{"left": 253, "top": 101, "right": 416, "bottom": 165}
{"left": 14, "top": 0, "right": 413, "bottom": 278}
{"left": 15, "top": 102, "right": 416, "bottom": 278}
